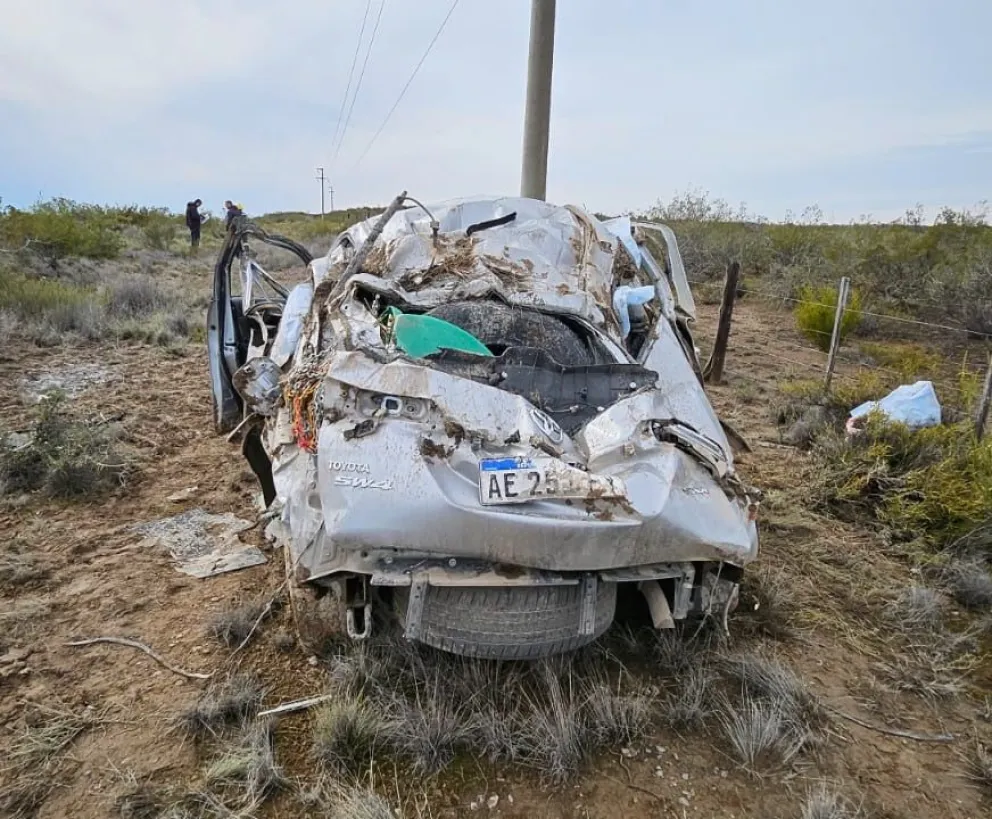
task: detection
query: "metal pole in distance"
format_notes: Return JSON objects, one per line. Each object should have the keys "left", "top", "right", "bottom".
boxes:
{"left": 824, "top": 276, "right": 851, "bottom": 391}
{"left": 520, "top": 0, "right": 556, "bottom": 201}
{"left": 316, "top": 167, "right": 326, "bottom": 218}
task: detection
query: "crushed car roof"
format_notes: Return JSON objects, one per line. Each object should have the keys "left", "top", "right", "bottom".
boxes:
{"left": 317, "top": 196, "right": 641, "bottom": 335}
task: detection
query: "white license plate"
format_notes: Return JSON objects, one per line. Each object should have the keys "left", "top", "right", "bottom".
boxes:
{"left": 478, "top": 457, "right": 624, "bottom": 506}
{"left": 479, "top": 457, "right": 556, "bottom": 505}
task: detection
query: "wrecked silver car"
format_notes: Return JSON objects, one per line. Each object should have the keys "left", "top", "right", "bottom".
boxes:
{"left": 208, "top": 194, "right": 760, "bottom": 659}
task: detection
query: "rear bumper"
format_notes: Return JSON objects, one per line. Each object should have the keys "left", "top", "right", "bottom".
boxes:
{"left": 272, "top": 415, "right": 757, "bottom": 583}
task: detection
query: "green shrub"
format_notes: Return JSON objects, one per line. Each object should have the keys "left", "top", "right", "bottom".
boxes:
{"left": 0, "top": 198, "right": 124, "bottom": 263}
{"left": 858, "top": 342, "right": 941, "bottom": 380}
{"left": 794, "top": 284, "right": 862, "bottom": 352}
{"left": 142, "top": 219, "right": 179, "bottom": 251}
{"left": 811, "top": 415, "right": 992, "bottom": 547}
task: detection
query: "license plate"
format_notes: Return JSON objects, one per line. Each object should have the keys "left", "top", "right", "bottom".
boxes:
{"left": 478, "top": 457, "right": 624, "bottom": 506}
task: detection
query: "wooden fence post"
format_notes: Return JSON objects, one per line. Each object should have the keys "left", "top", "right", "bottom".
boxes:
{"left": 823, "top": 276, "right": 851, "bottom": 391}
{"left": 976, "top": 352, "right": 992, "bottom": 439}
{"left": 702, "top": 260, "right": 740, "bottom": 386}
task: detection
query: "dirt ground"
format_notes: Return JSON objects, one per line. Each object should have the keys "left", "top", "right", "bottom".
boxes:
{"left": 1, "top": 258, "right": 990, "bottom": 819}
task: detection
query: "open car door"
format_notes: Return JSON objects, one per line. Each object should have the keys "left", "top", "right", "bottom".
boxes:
{"left": 207, "top": 218, "right": 314, "bottom": 434}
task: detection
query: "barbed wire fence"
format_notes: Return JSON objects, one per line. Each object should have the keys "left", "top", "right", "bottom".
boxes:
{"left": 692, "top": 263, "right": 992, "bottom": 438}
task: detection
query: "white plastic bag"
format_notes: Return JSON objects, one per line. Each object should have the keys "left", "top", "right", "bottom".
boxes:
{"left": 848, "top": 380, "right": 941, "bottom": 431}
{"left": 612, "top": 285, "right": 656, "bottom": 338}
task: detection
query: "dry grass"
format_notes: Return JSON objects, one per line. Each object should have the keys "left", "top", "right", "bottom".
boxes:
{"left": 736, "top": 565, "right": 801, "bottom": 642}
{"left": 886, "top": 585, "right": 944, "bottom": 633}
{"left": 320, "top": 636, "right": 661, "bottom": 784}
{"left": 0, "top": 543, "right": 49, "bottom": 589}
{"left": 799, "top": 782, "right": 864, "bottom": 819}
{"left": 204, "top": 719, "right": 285, "bottom": 807}
{"left": 1, "top": 702, "right": 109, "bottom": 819}
{"left": 944, "top": 559, "right": 992, "bottom": 611}
{"left": 312, "top": 698, "right": 384, "bottom": 777}
{"left": 661, "top": 664, "right": 714, "bottom": 729}
{"left": 299, "top": 780, "right": 414, "bottom": 819}
{"left": 968, "top": 742, "right": 992, "bottom": 794}
{"left": 718, "top": 694, "right": 811, "bottom": 773}
{"left": 719, "top": 651, "right": 825, "bottom": 729}
{"left": 177, "top": 674, "right": 264, "bottom": 740}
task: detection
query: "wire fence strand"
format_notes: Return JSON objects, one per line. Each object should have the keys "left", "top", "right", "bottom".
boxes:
{"left": 686, "top": 278, "right": 992, "bottom": 340}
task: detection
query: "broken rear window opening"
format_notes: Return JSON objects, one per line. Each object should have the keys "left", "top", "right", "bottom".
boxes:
{"left": 208, "top": 194, "right": 761, "bottom": 661}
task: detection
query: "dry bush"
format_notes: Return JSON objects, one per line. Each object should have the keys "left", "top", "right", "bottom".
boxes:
{"left": 0, "top": 393, "right": 133, "bottom": 499}
{"left": 177, "top": 674, "right": 264, "bottom": 740}
{"left": 106, "top": 276, "right": 169, "bottom": 318}
{"left": 207, "top": 600, "right": 271, "bottom": 648}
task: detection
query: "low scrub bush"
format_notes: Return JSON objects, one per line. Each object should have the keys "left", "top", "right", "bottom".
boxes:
{"left": 106, "top": 276, "right": 169, "bottom": 317}
{"left": 0, "top": 393, "right": 133, "bottom": 498}
{"left": 0, "top": 272, "right": 106, "bottom": 340}
{"left": 0, "top": 198, "right": 124, "bottom": 264}
{"left": 858, "top": 342, "right": 941, "bottom": 380}
{"left": 794, "top": 285, "right": 862, "bottom": 352}
{"left": 811, "top": 415, "right": 992, "bottom": 547}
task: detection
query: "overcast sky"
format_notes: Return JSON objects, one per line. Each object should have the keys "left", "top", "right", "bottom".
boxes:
{"left": 1, "top": 0, "right": 990, "bottom": 222}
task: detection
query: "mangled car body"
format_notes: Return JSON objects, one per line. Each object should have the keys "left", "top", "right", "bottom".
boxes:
{"left": 208, "top": 193, "right": 760, "bottom": 659}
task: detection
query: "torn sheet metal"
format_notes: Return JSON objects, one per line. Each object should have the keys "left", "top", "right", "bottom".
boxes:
{"left": 132, "top": 508, "right": 266, "bottom": 578}
{"left": 233, "top": 357, "right": 282, "bottom": 416}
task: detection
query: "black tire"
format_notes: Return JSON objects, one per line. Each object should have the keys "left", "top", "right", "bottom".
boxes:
{"left": 284, "top": 546, "right": 347, "bottom": 655}
{"left": 397, "top": 582, "right": 617, "bottom": 660}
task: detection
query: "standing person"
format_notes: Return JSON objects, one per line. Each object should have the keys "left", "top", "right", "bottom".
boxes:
{"left": 224, "top": 200, "right": 244, "bottom": 231}
{"left": 185, "top": 198, "right": 203, "bottom": 251}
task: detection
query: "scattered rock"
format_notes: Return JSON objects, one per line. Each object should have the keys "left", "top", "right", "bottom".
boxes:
{"left": 487, "top": 795, "right": 499, "bottom": 810}
{"left": 167, "top": 486, "right": 199, "bottom": 503}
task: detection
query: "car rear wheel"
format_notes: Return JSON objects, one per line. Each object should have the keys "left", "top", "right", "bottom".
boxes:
{"left": 396, "top": 582, "right": 617, "bottom": 660}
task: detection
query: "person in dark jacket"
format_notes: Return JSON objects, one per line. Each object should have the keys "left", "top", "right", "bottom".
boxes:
{"left": 224, "top": 200, "right": 244, "bottom": 231}
{"left": 185, "top": 199, "right": 203, "bottom": 251}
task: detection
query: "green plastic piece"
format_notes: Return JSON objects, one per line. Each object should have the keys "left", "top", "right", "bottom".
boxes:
{"left": 385, "top": 306, "right": 492, "bottom": 358}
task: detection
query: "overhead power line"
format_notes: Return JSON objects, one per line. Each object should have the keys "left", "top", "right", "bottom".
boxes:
{"left": 350, "top": 0, "right": 461, "bottom": 171}
{"left": 332, "top": 0, "right": 387, "bottom": 170}
{"left": 329, "top": 0, "right": 372, "bottom": 159}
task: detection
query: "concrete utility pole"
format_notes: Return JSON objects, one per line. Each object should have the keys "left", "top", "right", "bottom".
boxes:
{"left": 328, "top": 185, "right": 335, "bottom": 212}
{"left": 519, "top": 0, "right": 556, "bottom": 201}
{"left": 316, "top": 167, "right": 327, "bottom": 218}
